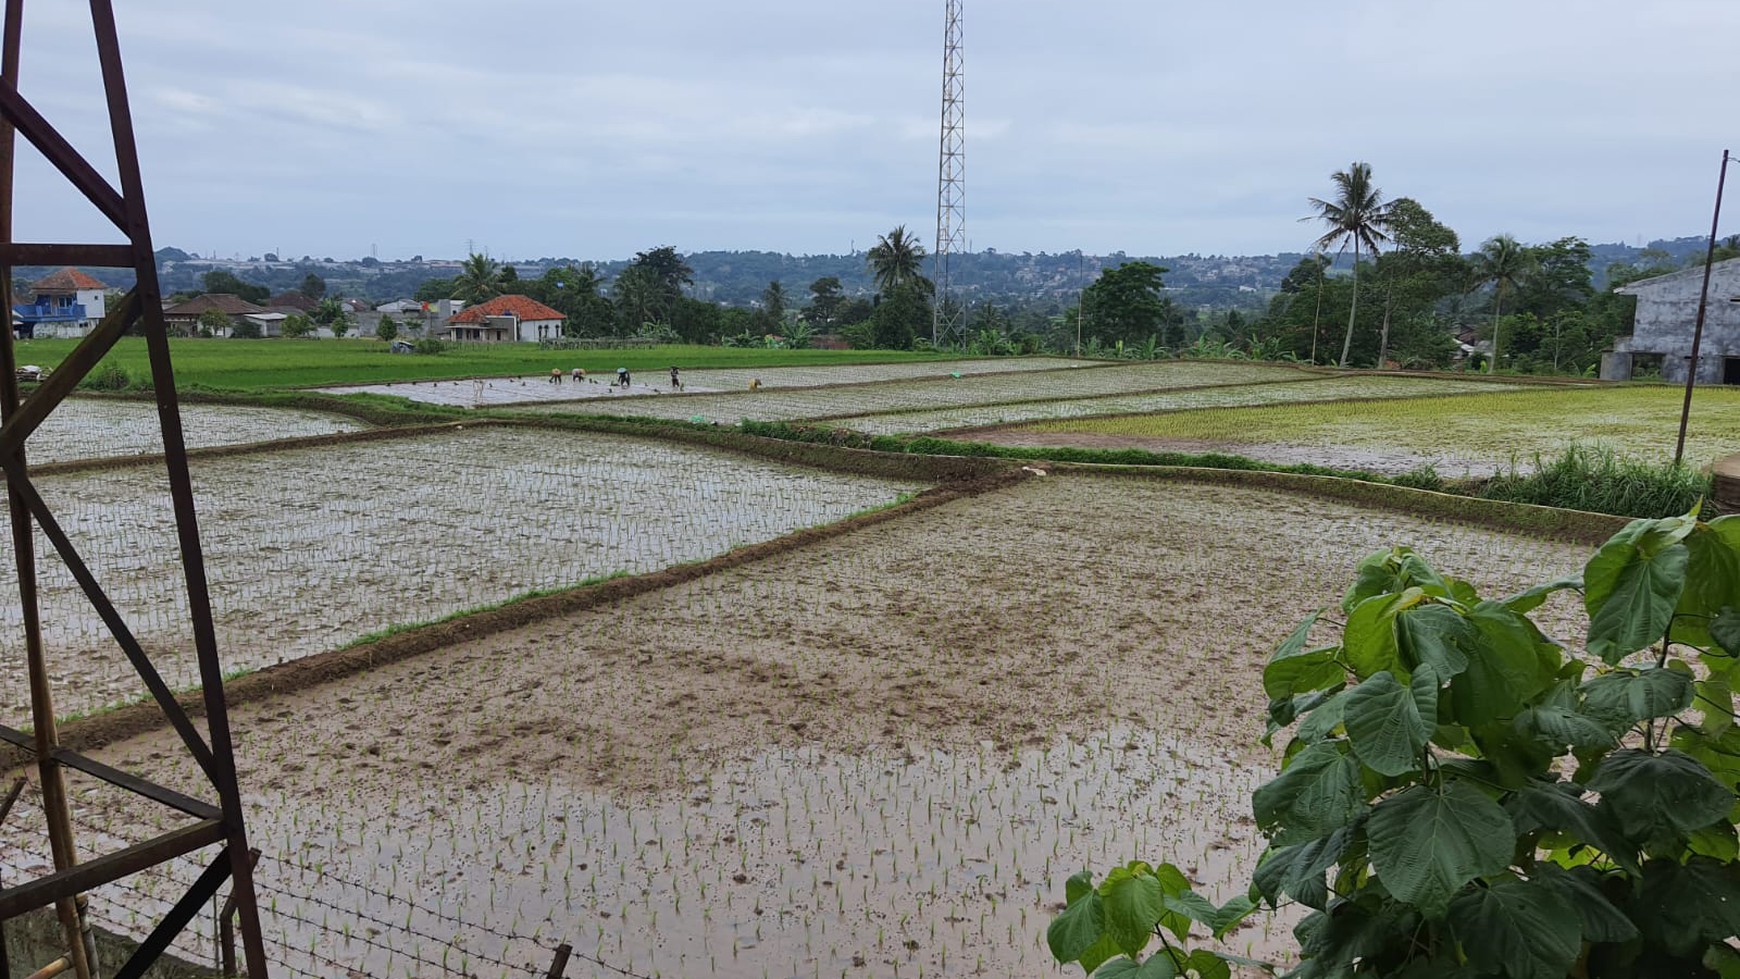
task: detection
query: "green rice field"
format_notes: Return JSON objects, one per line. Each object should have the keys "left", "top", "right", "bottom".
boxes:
{"left": 1009, "top": 383, "right": 1740, "bottom": 473}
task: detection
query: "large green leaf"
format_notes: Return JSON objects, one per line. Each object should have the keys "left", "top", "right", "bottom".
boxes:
{"left": 1092, "top": 953, "right": 1178, "bottom": 979}
{"left": 1049, "top": 888, "right": 1107, "bottom": 965}
{"left": 1264, "top": 642, "right": 1344, "bottom": 701}
{"left": 1637, "top": 857, "right": 1740, "bottom": 958}
{"left": 1343, "top": 548, "right": 1452, "bottom": 612}
{"left": 1502, "top": 574, "right": 1582, "bottom": 614}
{"left": 1252, "top": 825, "right": 1354, "bottom": 911}
{"left": 1182, "top": 950, "right": 1231, "bottom": 979}
{"left": 1449, "top": 602, "right": 1559, "bottom": 726}
{"left": 1589, "top": 749, "right": 1734, "bottom": 846}
{"left": 1208, "top": 895, "right": 1257, "bottom": 941}
{"left": 1584, "top": 517, "right": 1693, "bottom": 664}
{"left": 1296, "top": 690, "right": 1347, "bottom": 743}
{"left": 1448, "top": 877, "right": 1582, "bottom": 979}
{"left": 1099, "top": 864, "right": 1166, "bottom": 957}
{"left": 1532, "top": 863, "right": 1639, "bottom": 943}
{"left": 1513, "top": 703, "right": 1620, "bottom": 755}
{"left": 1580, "top": 667, "right": 1694, "bottom": 726}
{"left": 1367, "top": 782, "right": 1516, "bottom": 916}
{"left": 1345, "top": 589, "right": 1420, "bottom": 678}
{"left": 1252, "top": 742, "right": 1366, "bottom": 843}
{"left": 1066, "top": 870, "right": 1096, "bottom": 906}
{"left": 1342, "top": 669, "right": 1438, "bottom": 777}
{"left": 1396, "top": 604, "right": 1474, "bottom": 678}
{"left": 1713, "top": 606, "right": 1740, "bottom": 657}
{"left": 1672, "top": 521, "right": 1740, "bottom": 647}
{"left": 1505, "top": 779, "right": 1639, "bottom": 875}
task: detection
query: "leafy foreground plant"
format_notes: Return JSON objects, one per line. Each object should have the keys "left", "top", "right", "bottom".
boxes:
{"left": 1049, "top": 507, "right": 1740, "bottom": 978}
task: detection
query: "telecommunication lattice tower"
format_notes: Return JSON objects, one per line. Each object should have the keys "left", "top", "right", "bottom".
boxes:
{"left": 931, "top": 0, "right": 967, "bottom": 349}
{"left": 0, "top": 2, "right": 268, "bottom": 977}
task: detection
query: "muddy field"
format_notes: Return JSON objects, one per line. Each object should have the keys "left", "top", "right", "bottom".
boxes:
{"left": 28, "top": 397, "right": 367, "bottom": 464}
{"left": 521, "top": 361, "right": 1314, "bottom": 425}
{"left": 42, "top": 475, "right": 1590, "bottom": 979}
{"left": 0, "top": 427, "right": 921, "bottom": 723}
{"left": 317, "top": 357, "right": 1093, "bottom": 406}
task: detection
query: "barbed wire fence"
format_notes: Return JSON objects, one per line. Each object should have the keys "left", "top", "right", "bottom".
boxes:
{"left": 1, "top": 780, "right": 656, "bottom": 979}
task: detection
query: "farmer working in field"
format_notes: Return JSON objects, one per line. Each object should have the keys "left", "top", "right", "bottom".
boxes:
{"left": 748, "top": 378, "right": 762, "bottom": 391}
{"left": 669, "top": 366, "right": 681, "bottom": 390}
{"left": 550, "top": 368, "right": 562, "bottom": 384}
{"left": 617, "top": 366, "right": 631, "bottom": 388}
{"left": 572, "top": 367, "right": 585, "bottom": 383}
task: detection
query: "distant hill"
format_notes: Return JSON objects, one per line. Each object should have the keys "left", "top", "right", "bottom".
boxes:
{"left": 8, "top": 236, "right": 1719, "bottom": 312}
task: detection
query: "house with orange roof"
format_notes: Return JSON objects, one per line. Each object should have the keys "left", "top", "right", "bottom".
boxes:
{"left": 442, "top": 294, "right": 565, "bottom": 343}
{"left": 13, "top": 267, "right": 107, "bottom": 338}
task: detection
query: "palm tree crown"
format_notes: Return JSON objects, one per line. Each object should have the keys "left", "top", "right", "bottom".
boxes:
{"left": 1307, "top": 162, "right": 1393, "bottom": 367}
{"left": 867, "top": 225, "right": 927, "bottom": 295}
{"left": 453, "top": 253, "right": 509, "bottom": 304}
{"left": 1471, "top": 234, "right": 1535, "bottom": 372}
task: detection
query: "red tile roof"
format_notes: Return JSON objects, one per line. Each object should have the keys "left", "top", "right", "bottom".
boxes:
{"left": 31, "top": 267, "right": 107, "bottom": 292}
{"left": 447, "top": 294, "right": 565, "bottom": 325}
{"left": 162, "top": 294, "right": 267, "bottom": 317}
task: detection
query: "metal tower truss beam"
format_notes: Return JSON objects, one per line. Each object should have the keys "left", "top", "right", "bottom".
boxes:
{"left": 0, "top": 1, "right": 268, "bottom": 977}
{"left": 932, "top": 0, "right": 966, "bottom": 349}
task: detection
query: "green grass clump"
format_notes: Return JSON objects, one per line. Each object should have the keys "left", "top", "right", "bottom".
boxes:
{"left": 1477, "top": 443, "right": 1713, "bottom": 519}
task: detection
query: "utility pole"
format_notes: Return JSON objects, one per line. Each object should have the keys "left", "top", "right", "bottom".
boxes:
{"left": 1675, "top": 148, "right": 1731, "bottom": 466}
{"left": 932, "top": 0, "right": 967, "bottom": 349}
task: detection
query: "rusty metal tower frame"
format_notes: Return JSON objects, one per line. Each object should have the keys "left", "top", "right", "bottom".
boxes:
{"left": 931, "top": 0, "right": 967, "bottom": 350}
{"left": 0, "top": 2, "right": 268, "bottom": 977}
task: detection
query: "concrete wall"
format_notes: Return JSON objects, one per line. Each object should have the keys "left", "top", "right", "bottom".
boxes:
{"left": 4, "top": 907, "right": 220, "bottom": 979}
{"left": 1610, "top": 259, "right": 1740, "bottom": 383}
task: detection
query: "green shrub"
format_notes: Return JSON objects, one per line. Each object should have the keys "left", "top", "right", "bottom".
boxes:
{"left": 1480, "top": 443, "right": 1712, "bottom": 519}
{"left": 1049, "top": 509, "right": 1740, "bottom": 978}
{"left": 79, "top": 362, "right": 133, "bottom": 391}
{"left": 413, "top": 336, "right": 447, "bottom": 355}
{"left": 229, "top": 320, "right": 262, "bottom": 339}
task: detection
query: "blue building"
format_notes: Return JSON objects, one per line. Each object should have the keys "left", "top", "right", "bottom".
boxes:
{"left": 12, "top": 267, "right": 107, "bottom": 339}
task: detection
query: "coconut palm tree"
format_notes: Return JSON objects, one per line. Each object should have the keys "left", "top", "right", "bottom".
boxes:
{"left": 1471, "top": 234, "right": 1534, "bottom": 373}
{"left": 1307, "top": 162, "right": 1392, "bottom": 367}
{"left": 866, "top": 225, "right": 927, "bottom": 295}
{"left": 453, "top": 253, "right": 508, "bottom": 304}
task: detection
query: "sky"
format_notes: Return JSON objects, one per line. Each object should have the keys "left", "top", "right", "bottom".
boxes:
{"left": 11, "top": 0, "right": 1740, "bottom": 262}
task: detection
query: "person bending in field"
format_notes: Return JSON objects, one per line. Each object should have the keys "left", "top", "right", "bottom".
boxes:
{"left": 572, "top": 367, "right": 585, "bottom": 383}
{"left": 749, "top": 378, "right": 762, "bottom": 391}
{"left": 550, "top": 368, "right": 562, "bottom": 384}
{"left": 617, "top": 367, "right": 631, "bottom": 388}
{"left": 669, "top": 366, "right": 681, "bottom": 390}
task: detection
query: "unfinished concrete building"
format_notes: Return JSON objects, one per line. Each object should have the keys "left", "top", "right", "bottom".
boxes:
{"left": 1602, "top": 257, "right": 1740, "bottom": 384}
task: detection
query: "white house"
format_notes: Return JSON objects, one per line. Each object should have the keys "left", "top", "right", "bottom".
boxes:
{"left": 443, "top": 294, "right": 565, "bottom": 343}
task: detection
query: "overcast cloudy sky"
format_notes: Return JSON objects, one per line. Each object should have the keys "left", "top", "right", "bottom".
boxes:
{"left": 12, "top": 1, "right": 1740, "bottom": 261}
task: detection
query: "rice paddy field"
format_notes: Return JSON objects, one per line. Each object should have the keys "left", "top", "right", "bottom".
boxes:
{"left": 2, "top": 363, "right": 1688, "bottom": 979}
{"left": 519, "top": 361, "right": 1316, "bottom": 425}
{"left": 5, "top": 474, "right": 1592, "bottom": 979}
{"left": 0, "top": 425, "right": 923, "bottom": 723}
{"left": 317, "top": 357, "right": 1093, "bottom": 406}
{"left": 990, "top": 383, "right": 1740, "bottom": 476}
{"left": 837, "top": 375, "right": 1517, "bottom": 437}
{"left": 25, "top": 397, "right": 367, "bottom": 465}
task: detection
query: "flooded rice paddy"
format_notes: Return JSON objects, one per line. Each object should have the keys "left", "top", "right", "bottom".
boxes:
{"left": 0, "top": 426, "right": 921, "bottom": 723}
{"left": 26, "top": 474, "right": 1593, "bottom": 979}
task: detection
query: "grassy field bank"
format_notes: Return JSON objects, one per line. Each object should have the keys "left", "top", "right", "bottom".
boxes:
{"left": 16, "top": 337, "right": 956, "bottom": 391}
